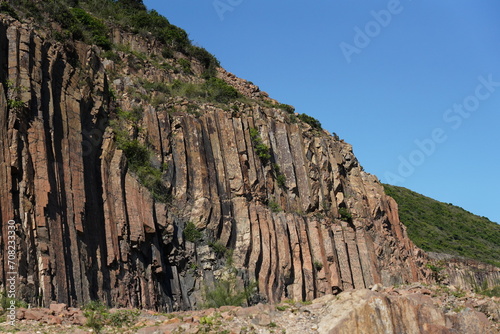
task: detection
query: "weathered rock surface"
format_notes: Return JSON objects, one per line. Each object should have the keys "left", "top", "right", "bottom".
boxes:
{"left": 0, "top": 12, "right": 493, "bottom": 314}
{"left": 428, "top": 252, "right": 500, "bottom": 292}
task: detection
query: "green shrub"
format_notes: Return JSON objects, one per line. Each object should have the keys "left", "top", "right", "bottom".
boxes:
{"left": 135, "top": 165, "right": 169, "bottom": 203}
{"left": 83, "top": 300, "right": 109, "bottom": 333}
{"left": 276, "top": 174, "right": 286, "bottom": 188}
{"left": 117, "top": 107, "right": 142, "bottom": 122}
{"left": 160, "top": 24, "right": 189, "bottom": 50}
{"left": 338, "top": 207, "right": 352, "bottom": 221}
{"left": 5, "top": 80, "right": 26, "bottom": 112}
{"left": 297, "top": 113, "right": 322, "bottom": 130}
{"left": 177, "top": 58, "right": 192, "bottom": 74}
{"left": 0, "top": 291, "right": 28, "bottom": 311}
{"left": 140, "top": 77, "right": 237, "bottom": 105}
{"left": 225, "top": 248, "right": 234, "bottom": 267}
{"left": 183, "top": 222, "right": 202, "bottom": 243}
{"left": 141, "top": 80, "right": 170, "bottom": 94}
{"left": 249, "top": 128, "right": 271, "bottom": 164}
{"left": 188, "top": 45, "right": 219, "bottom": 78}
{"left": 202, "top": 279, "right": 254, "bottom": 309}
{"left": 109, "top": 309, "right": 140, "bottom": 327}
{"left": 102, "top": 50, "right": 121, "bottom": 63}
{"left": 0, "top": 2, "right": 19, "bottom": 20}
{"left": 9, "top": 0, "right": 220, "bottom": 75}
{"left": 113, "top": 128, "right": 169, "bottom": 202}
{"left": 313, "top": 260, "right": 323, "bottom": 271}
{"left": 268, "top": 199, "right": 282, "bottom": 213}
{"left": 169, "top": 80, "right": 203, "bottom": 99}
{"left": 209, "top": 241, "right": 228, "bottom": 257}
{"left": 278, "top": 103, "right": 295, "bottom": 113}
{"left": 426, "top": 262, "right": 446, "bottom": 284}
{"left": 116, "top": 0, "right": 146, "bottom": 11}
{"left": 478, "top": 285, "right": 500, "bottom": 297}
{"left": 70, "top": 8, "right": 111, "bottom": 49}
{"left": 82, "top": 301, "right": 140, "bottom": 333}
{"left": 272, "top": 163, "right": 286, "bottom": 188}
{"left": 7, "top": 99, "right": 25, "bottom": 110}
{"left": 203, "top": 77, "right": 240, "bottom": 103}
{"left": 255, "top": 143, "right": 271, "bottom": 163}
{"left": 121, "top": 140, "right": 149, "bottom": 169}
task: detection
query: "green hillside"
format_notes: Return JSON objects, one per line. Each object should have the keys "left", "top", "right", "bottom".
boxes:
{"left": 383, "top": 184, "right": 500, "bottom": 267}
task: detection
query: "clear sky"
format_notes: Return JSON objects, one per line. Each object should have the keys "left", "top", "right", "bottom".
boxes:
{"left": 144, "top": 0, "right": 500, "bottom": 223}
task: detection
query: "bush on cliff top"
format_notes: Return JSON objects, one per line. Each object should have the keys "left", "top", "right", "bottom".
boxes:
{"left": 6, "top": 0, "right": 219, "bottom": 76}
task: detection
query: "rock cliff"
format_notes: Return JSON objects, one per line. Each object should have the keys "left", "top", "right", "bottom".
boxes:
{"left": 0, "top": 12, "right": 436, "bottom": 311}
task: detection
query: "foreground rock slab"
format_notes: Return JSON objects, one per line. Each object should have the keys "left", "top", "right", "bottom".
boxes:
{"left": 1, "top": 285, "right": 497, "bottom": 334}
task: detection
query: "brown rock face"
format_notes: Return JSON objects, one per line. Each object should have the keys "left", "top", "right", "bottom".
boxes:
{"left": 0, "top": 15, "right": 430, "bottom": 311}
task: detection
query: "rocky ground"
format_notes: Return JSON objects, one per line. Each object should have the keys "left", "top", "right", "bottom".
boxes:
{"left": 1, "top": 284, "right": 498, "bottom": 334}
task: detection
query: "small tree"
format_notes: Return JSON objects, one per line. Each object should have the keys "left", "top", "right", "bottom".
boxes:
{"left": 183, "top": 222, "right": 202, "bottom": 243}
{"left": 117, "top": 0, "right": 146, "bottom": 10}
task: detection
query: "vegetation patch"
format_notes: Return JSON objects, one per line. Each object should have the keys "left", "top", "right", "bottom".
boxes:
{"left": 272, "top": 163, "right": 287, "bottom": 188}
{"left": 7, "top": 0, "right": 220, "bottom": 76}
{"left": 268, "top": 199, "right": 282, "bottom": 213}
{"left": 249, "top": 128, "right": 271, "bottom": 164}
{"left": 102, "top": 50, "right": 122, "bottom": 63}
{"left": 203, "top": 77, "right": 240, "bottom": 103}
{"left": 4, "top": 80, "right": 27, "bottom": 113}
{"left": 0, "top": 291, "right": 28, "bottom": 318}
{"left": 477, "top": 285, "right": 500, "bottom": 297}
{"left": 70, "top": 8, "right": 111, "bottom": 49}
{"left": 383, "top": 184, "right": 500, "bottom": 267}
{"left": 278, "top": 103, "right": 295, "bottom": 113}
{"left": 209, "top": 241, "right": 228, "bottom": 257}
{"left": 202, "top": 279, "right": 256, "bottom": 309}
{"left": 83, "top": 300, "right": 109, "bottom": 333}
{"left": 121, "top": 140, "right": 169, "bottom": 202}
{"left": 313, "top": 260, "right": 323, "bottom": 271}
{"left": 426, "top": 262, "right": 446, "bottom": 284}
{"left": 297, "top": 113, "right": 322, "bottom": 130}
{"left": 0, "top": 2, "right": 19, "bottom": 20}
{"left": 177, "top": 58, "right": 192, "bottom": 74}
{"left": 110, "top": 108, "right": 169, "bottom": 203}
{"left": 338, "top": 207, "right": 352, "bottom": 222}
{"left": 183, "top": 221, "right": 202, "bottom": 243}
{"left": 82, "top": 300, "right": 140, "bottom": 334}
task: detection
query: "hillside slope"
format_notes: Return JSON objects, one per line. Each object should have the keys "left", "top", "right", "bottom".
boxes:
{"left": 384, "top": 184, "right": 500, "bottom": 267}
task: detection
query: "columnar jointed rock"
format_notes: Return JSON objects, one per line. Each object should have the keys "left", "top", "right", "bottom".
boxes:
{"left": 0, "top": 15, "right": 429, "bottom": 311}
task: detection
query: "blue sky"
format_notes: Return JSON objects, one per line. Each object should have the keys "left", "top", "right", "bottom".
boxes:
{"left": 144, "top": 0, "right": 500, "bottom": 223}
